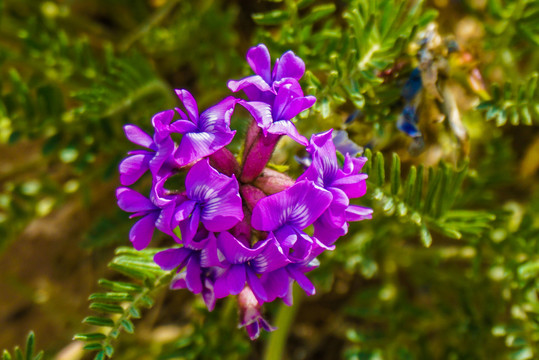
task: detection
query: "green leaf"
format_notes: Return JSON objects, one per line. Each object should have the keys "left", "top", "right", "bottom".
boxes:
{"left": 420, "top": 223, "right": 432, "bottom": 248}
{"left": 252, "top": 10, "right": 290, "bottom": 25}
{"left": 83, "top": 316, "right": 115, "bottom": 327}
{"left": 98, "top": 279, "right": 143, "bottom": 293}
{"left": 24, "top": 332, "right": 34, "bottom": 360}
{"left": 73, "top": 333, "right": 107, "bottom": 342}
{"left": 390, "top": 153, "right": 401, "bottom": 195}
{"left": 89, "top": 292, "right": 134, "bottom": 302}
{"left": 300, "top": 4, "right": 336, "bottom": 25}
{"left": 375, "top": 152, "right": 385, "bottom": 187}
{"left": 83, "top": 344, "right": 103, "bottom": 351}
{"left": 89, "top": 303, "right": 124, "bottom": 314}
{"left": 120, "top": 319, "right": 135, "bottom": 334}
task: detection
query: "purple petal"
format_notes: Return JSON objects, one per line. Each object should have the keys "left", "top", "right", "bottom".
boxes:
{"left": 266, "top": 120, "right": 308, "bottom": 146}
{"left": 238, "top": 100, "right": 273, "bottom": 131}
{"left": 227, "top": 76, "right": 273, "bottom": 96}
{"left": 247, "top": 44, "right": 272, "bottom": 83}
{"left": 345, "top": 205, "right": 373, "bottom": 222}
{"left": 200, "top": 232, "right": 223, "bottom": 268}
{"left": 227, "top": 265, "right": 247, "bottom": 295}
{"left": 272, "top": 50, "right": 305, "bottom": 82}
{"left": 217, "top": 232, "right": 265, "bottom": 264}
{"left": 202, "top": 278, "right": 216, "bottom": 311}
{"left": 300, "top": 129, "right": 338, "bottom": 186}
{"left": 325, "top": 188, "right": 350, "bottom": 228}
{"left": 274, "top": 225, "right": 297, "bottom": 249}
{"left": 152, "top": 109, "right": 176, "bottom": 142}
{"left": 149, "top": 136, "right": 175, "bottom": 177}
{"left": 124, "top": 124, "right": 154, "bottom": 149}
{"left": 175, "top": 89, "right": 199, "bottom": 123}
{"left": 184, "top": 161, "right": 243, "bottom": 231}
{"left": 343, "top": 154, "right": 368, "bottom": 174}
{"left": 288, "top": 266, "right": 315, "bottom": 296}
{"left": 332, "top": 173, "right": 368, "bottom": 198}
{"left": 198, "top": 96, "right": 237, "bottom": 130}
{"left": 313, "top": 216, "right": 347, "bottom": 246}
{"left": 184, "top": 227, "right": 211, "bottom": 250}
{"left": 272, "top": 77, "right": 304, "bottom": 97}
{"left": 185, "top": 159, "right": 229, "bottom": 200}
{"left": 251, "top": 180, "right": 332, "bottom": 231}
{"left": 259, "top": 317, "right": 277, "bottom": 332}
{"left": 288, "top": 231, "right": 313, "bottom": 262}
{"left": 119, "top": 153, "right": 152, "bottom": 186}
{"left": 261, "top": 268, "right": 291, "bottom": 302}
{"left": 185, "top": 255, "right": 203, "bottom": 294}
{"left": 116, "top": 187, "right": 156, "bottom": 213}
{"left": 154, "top": 248, "right": 191, "bottom": 270}
{"left": 272, "top": 81, "right": 314, "bottom": 121}
{"left": 179, "top": 206, "right": 201, "bottom": 243}
{"left": 246, "top": 322, "right": 261, "bottom": 340}
{"left": 247, "top": 268, "right": 268, "bottom": 303}
{"left": 279, "top": 96, "right": 316, "bottom": 121}
{"left": 174, "top": 200, "right": 196, "bottom": 222}
{"left": 155, "top": 203, "right": 177, "bottom": 236}
{"left": 175, "top": 130, "right": 236, "bottom": 167}
{"left": 251, "top": 236, "right": 290, "bottom": 273}
{"left": 129, "top": 212, "right": 158, "bottom": 250}
{"left": 171, "top": 272, "right": 188, "bottom": 289}
{"left": 168, "top": 120, "right": 198, "bottom": 134}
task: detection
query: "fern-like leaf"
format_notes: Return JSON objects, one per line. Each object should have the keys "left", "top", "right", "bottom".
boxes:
{"left": 74, "top": 247, "right": 173, "bottom": 360}
{"left": 1, "top": 331, "right": 43, "bottom": 360}
{"left": 363, "top": 149, "right": 495, "bottom": 246}
{"left": 478, "top": 72, "right": 539, "bottom": 126}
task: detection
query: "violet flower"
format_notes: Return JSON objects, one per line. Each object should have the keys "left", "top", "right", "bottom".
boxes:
{"left": 238, "top": 80, "right": 314, "bottom": 146}
{"left": 116, "top": 187, "right": 178, "bottom": 250}
{"left": 118, "top": 123, "right": 175, "bottom": 185}
{"left": 261, "top": 241, "right": 326, "bottom": 305}
{"left": 251, "top": 180, "right": 332, "bottom": 262}
{"left": 298, "top": 130, "right": 372, "bottom": 244}
{"left": 154, "top": 228, "right": 221, "bottom": 310}
{"left": 228, "top": 43, "right": 305, "bottom": 103}
{"left": 153, "top": 90, "right": 237, "bottom": 167}
{"left": 174, "top": 159, "right": 243, "bottom": 243}
{"left": 238, "top": 286, "right": 276, "bottom": 340}
{"left": 213, "top": 232, "right": 289, "bottom": 303}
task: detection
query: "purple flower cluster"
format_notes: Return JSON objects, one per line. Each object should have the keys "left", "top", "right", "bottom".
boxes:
{"left": 116, "top": 44, "right": 372, "bottom": 340}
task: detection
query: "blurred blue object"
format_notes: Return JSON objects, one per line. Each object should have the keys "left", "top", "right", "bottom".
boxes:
{"left": 345, "top": 109, "right": 363, "bottom": 124}
{"left": 401, "top": 68, "right": 422, "bottom": 103}
{"left": 397, "top": 105, "right": 421, "bottom": 138}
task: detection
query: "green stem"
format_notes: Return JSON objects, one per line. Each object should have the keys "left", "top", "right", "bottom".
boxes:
{"left": 263, "top": 285, "right": 302, "bottom": 360}
{"left": 119, "top": 0, "right": 181, "bottom": 52}
{"left": 100, "top": 271, "right": 171, "bottom": 358}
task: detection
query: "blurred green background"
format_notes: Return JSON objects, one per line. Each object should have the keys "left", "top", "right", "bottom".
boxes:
{"left": 1, "top": 0, "right": 539, "bottom": 359}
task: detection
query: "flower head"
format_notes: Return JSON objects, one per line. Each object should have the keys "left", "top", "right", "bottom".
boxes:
{"left": 155, "top": 90, "right": 237, "bottom": 167}
{"left": 228, "top": 44, "right": 305, "bottom": 103}
{"left": 116, "top": 43, "right": 371, "bottom": 341}
{"left": 174, "top": 159, "right": 243, "bottom": 243}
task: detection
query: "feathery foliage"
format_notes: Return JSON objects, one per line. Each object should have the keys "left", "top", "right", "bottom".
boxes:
{"left": 74, "top": 247, "right": 172, "bottom": 360}
{"left": 478, "top": 72, "right": 539, "bottom": 126}
{"left": 1, "top": 332, "right": 43, "bottom": 360}
{"left": 363, "top": 149, "right": 495, "bottom": 246}
{"left": 1, "top": 0, "right": 539, "bottom": 359}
